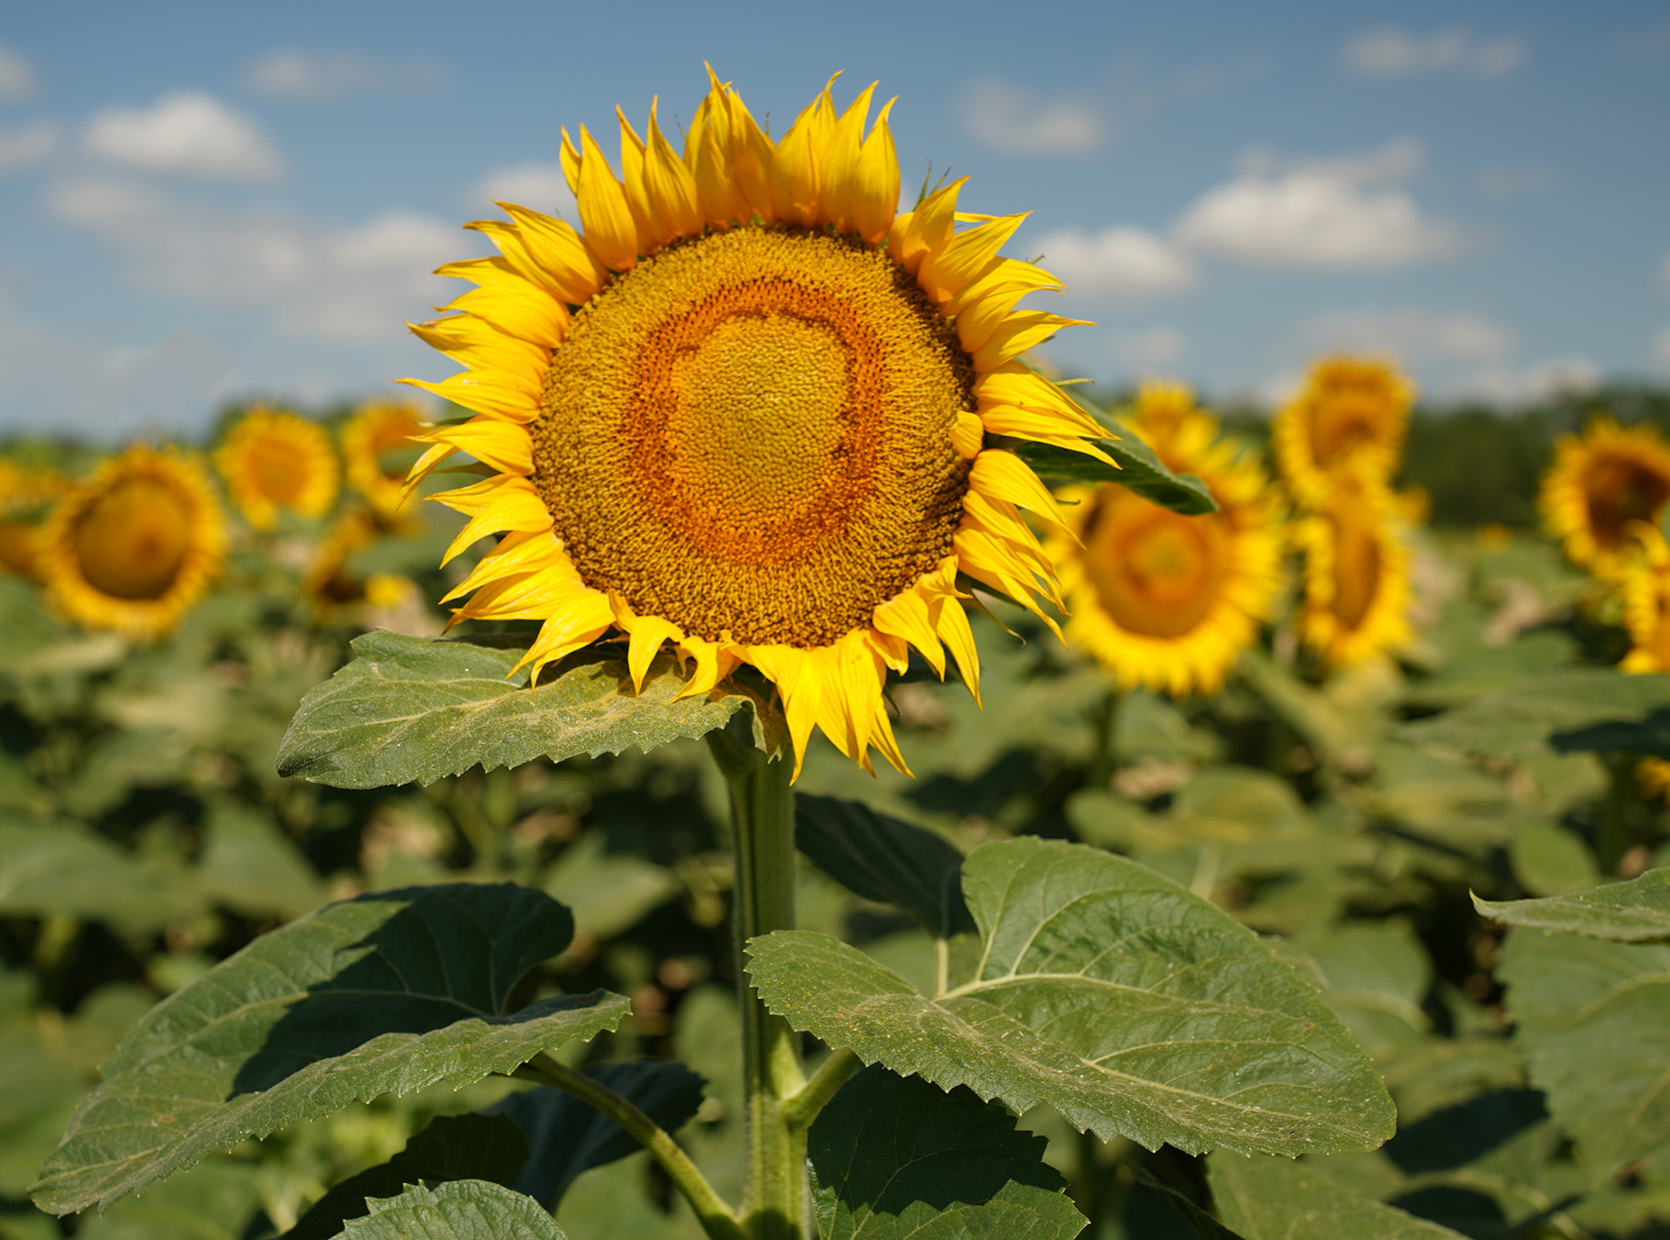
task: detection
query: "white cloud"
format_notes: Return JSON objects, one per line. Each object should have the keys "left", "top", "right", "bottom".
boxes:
{"left": 83, "top": 92, "right": 283, "bottom": 181}
{"left": 1173, "top": 139, "right": 1463, "bottom": 269}
{"left": 1107, "top": 327, "right": 1184, "bottom": 373}
{"left": 1343, "top": 28, "right": 1527, "bottom": 78}
{"left": 1031, "top": 226, "right": 1195, "bottom": 300}
{"left": 48, "top": 177, "right": 463, "bottom": 341}
{"left": 1298, "top": 308, "right": 1513, "bottom": 364}
{"left": 471, "top": 161, "right": 575, "bottom": 219}
{"left": 244, "top": 48, "right": 447, "bottom": 100}
{"left": 0, "top": 121, "right": 56, "bottom": 171}
{"left": 962, "top": 79, "right": 1108, "bottom": 156}
{"left": 0, "top": 41, "right": 34, "bottom": 99}
{"left": 1456, "top": 358, "right": 1599, "bottom": 405}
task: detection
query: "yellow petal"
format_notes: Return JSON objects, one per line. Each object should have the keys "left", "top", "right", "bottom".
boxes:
{"left": 823, "top": 81, "right": 876, "bottom": 235}
{"left": 611, "top": 596, "right": 685, "bottom": 693}
{"left": 770, "top": 76, "right": 837, "bottom": 227}
{"left": 442, "top": 529, "right": 570, "bottom": 602}
{"left": 918, "top": 213, "right": 1029, "bottom": 306}
{"left": 645, "top": 101, "right": 703, "bottom": 239}
{"left": 969, "top": 449, "right": 1070, "bottom": 534}
{"left": 409, "top": 315, "right": 548, "bottom": 388}
{"left": 851, "top": 99, "right": 899, "bottom": 246}
{"left": 972, "top": 312, "right": 1094, "bottom": 372}
{"left": 559, "top": 128, "right": 582, "bottom": 197}
{"left": 674, "top": 633, "right": 738, "bottom": 700}
{"left": 932, "top": 595, "right": 981, "bottom": 705}
{"left": 399, "top": 373, "right": 538, "bottom": 423}
{"left": 951, "top": 410, "right": 985, "bottom": 460}
{"left": 577, "top": 125, "right": 641, "bottom": 272}
{"left": 725, "top": 84, "right": 775, "bottom": 222}
{"left": 442, "top": 283, "right": 568, "bottom": 349}
{"left": 513, "top": 588, "right": 616, "bottom": 682}
{"left": 411, "top": 418, "right": 534, "bottom": 477}
{"left": 886, "top": 177, "right": 965, "bottom": 276}
{"left": 431, "top": 475, "right": 552, "bottom": 564}
{"left": 495, "top": 205, "right": 610, "bottom": 303}
{"left": 615, "top": 108, "right": 669, "bottom": 249}
{"left": 872, "top": 584, "right": 945, "bottom": 677}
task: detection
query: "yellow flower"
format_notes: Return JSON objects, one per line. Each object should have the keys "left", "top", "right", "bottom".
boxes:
{"left": 0, "top": 457, "right": 71, "bottom": 581}
{"left": 342, "top": 400, "right": 425, "bottom": 520}
{"left": 1620, "top": 530, "right": 1670, "bottom": 674}
{"left": 38, "top": 446, "right": 225, "bottom": 639}
{"left": 1274, "top": 357, "right": 1414, "bottom": 508}
{"left": 216, "top": 406, "right": 340, "bottom": 530}
{"left": 402, "top": 70, "right": 1102, "bottom": 778}
{"left": 1294, "top": 479, "right": 1414, "bottom": 667}
{"left": 1046, "top": 383, "right": 1285, "bottom": 696}
{"left": 1640, "top": 757, "right": 1670, "bottom": 803}
{"left": 1539, "top": 416, "right": 1670, "bottom": 580}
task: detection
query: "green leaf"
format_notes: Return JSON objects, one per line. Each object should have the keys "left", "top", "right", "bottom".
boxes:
{"left": 31, "top": 883, "right": 628, "bottom": 1216}
{"left": 1208, "top": 1154, "right": 1468, "bottom": 1239}
{"left": 1550, "top": 706, "right": 1670, "bottom": 758}
{"left": 340, "top": 1181, "right": 565, "bottom": 1239}
{"left": 794, "top": 796, "right": 975, "bottom": 938}
{"left": 1397, "top": 670, "right": 1670, "bottom": 762}
{"left": 1498, "top": 927, "right": 1670, "bottom": 1176}
{"left": 0, "top": 819, "right": 202, "bottom": 935}
{"left": 808, "top": 1063, "right": 1085, "bottom": 1240}
{"left": 1474, "top": 869, "right": 1670, "bottom": 941}
{"left": 276, "top": 632, "right": 785, "bottom": 789}
{"left": 749, "top": 837, "right": 1395, "bottom": 1156}
{"left": 1016, "top": 432, "right": 1219, "bottom": 515}
{"left": 288, "top": 1114, "right": 529, "bottom": 1240}
{"left": 198, "top": 802, "right": 326, "bottom": 919}
{"left": 490, "top": 1062, "right": 706, "bottom": 1208}
{"left": 1507, "top": 820, "right": 1601, "bottom": 898}
{"left": 76, "top": 1155, "right": 267, "bottom": 1240}
{"left": 542, "top": 834, "right": 682, "bottom": 942}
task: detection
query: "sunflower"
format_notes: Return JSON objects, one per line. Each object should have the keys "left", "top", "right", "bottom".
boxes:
{"left": 38, "top": 445, "right": 225, "bottom": 639}
{"left": 0, "top": 457, "right": 71, "bottom": 581}
{"left": 1045, "top": 383, "right": 1285, "bottom": 697}
{"left": 401, "top": 70, "right": 1102, "bottom": 777}
{"left": 342, "top": 400, "right": 426, "bottom": 520}
{"left": 1539, "top": 416, "right": 1670, "bottom": 580}
{"left": 1293, "top": 478, "right": 1414, "bottom": 667}
{"left": 216, "top": 406, "right": 339, "bottom": 530}
{"left": 1274, "top": 357, "right": 1414, "bottom": 509}
{"left": 1620, "top": 529, "right": 1670, "bottom": 674}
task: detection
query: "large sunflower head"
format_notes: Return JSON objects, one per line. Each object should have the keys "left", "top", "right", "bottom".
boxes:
{"left": 342, "top": 400, "right": 426, "bottom": 520}
{"left": 1046, "top": 384, "right": 1285, "bottom": 697}
{"left": 38, "top": 445, "right": 225, "bottom": 640}
{"left": 1294, "top": 481, "right": 1413, "bottom": 667}
{"left": 401, "top": 70, "right": 1104, "bottom": 777}
{"left": 1274, "top": 356, "right": 1414, "bottom": 508}
{"left": 0, "top": 457, "right": 72, "bottom": 581}
{"left": 216, "top": 406, "right": 340, "bottom": 530}
{"left": 1539, "top": 415, "right": 1670, "bottom": 580}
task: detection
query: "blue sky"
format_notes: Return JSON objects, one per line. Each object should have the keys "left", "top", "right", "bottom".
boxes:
{"left": 2, "top": 0, "right": 1667, "bottom": 437}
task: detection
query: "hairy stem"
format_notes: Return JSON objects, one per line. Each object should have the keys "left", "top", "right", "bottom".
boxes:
{"left": 708, "top": 717, "right": 809, "bottom": 1240}
{"left": 517, "top": 1054, "right": 743, "bottom": 1240}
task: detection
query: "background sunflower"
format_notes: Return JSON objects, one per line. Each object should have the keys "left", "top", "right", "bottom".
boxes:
{"left": 1047, "top": 383, "right": 1284, "bottom": 697}
{"left": 1294, "top": 478, "right": 1414, "bottom": 666}
{"left": 38, "top": 445, "right": 225, "bottom": 640}
{"left": 1274, "top": 356, "right": 1414, "bottom": 511}
{"left": 216, "top": 407, "right": 340, "bottom": 531}
{"left": 1539, "top": 415, "right": 1670, "bottom": 580}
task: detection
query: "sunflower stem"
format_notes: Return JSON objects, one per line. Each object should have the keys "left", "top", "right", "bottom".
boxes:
{"left": 708, "top": 716, "right": 810, "bottom": 1240}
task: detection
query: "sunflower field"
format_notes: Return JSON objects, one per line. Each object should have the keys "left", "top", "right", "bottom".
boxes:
{"left": 4, "top": 73, "right": 1670, "bottom": 1240}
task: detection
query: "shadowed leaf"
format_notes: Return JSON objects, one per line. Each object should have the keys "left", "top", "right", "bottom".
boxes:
{"left": 795, "top": 796, "right": 975, "bottom": 938}
{"left": 31, "top": 884, "right": 627, "bottom": 1216}
{"left": 1017, "top": 432, "right": 1218, "bottom": 515}
{"left": 809, "top": 1064, "right": 1084, "bottom": 1239}
{"left": 1208, "top": 1154, "right": 1467, "bottom": 1239}
{"left": 340, "top": 1181, "right": 565, "bottom": 1239}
